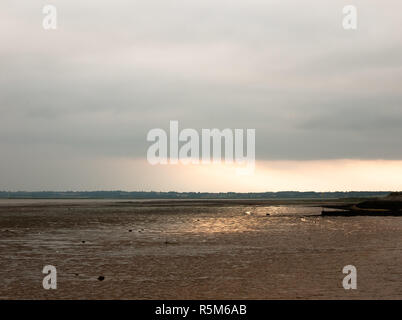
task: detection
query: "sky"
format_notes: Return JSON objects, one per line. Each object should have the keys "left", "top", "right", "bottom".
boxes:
{"left": 1, "top": 0, "right": 402, "bottom": 192}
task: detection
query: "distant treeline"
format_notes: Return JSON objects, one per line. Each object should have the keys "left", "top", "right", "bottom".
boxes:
{"left": 0, "top": 191, "right": 391, "bottom": 199}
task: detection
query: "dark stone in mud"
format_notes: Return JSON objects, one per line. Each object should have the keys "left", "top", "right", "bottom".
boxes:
{"left": 98, "top": 276, "right": 105, "bottom": 281}
{"left": 164, "top": 240, "right": 177, "bottom": 245}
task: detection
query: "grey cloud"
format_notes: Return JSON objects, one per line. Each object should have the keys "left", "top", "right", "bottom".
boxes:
{"left": 1, "top": 0, "right": 402, "bottom": 183}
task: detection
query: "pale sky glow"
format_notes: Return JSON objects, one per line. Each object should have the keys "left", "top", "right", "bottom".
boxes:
{"left": 119, "top": 159, "right": 402, "bottom": 192}
{"left": 1, "top": 1, "right": 402, "bottom": 191}
{"left": 2, "top": 156, "right": 401, "bottom": 192}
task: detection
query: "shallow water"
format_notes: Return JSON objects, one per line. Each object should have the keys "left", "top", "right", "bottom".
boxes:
{"left": 1, "top": 200, "right": 402, "bottom": 299}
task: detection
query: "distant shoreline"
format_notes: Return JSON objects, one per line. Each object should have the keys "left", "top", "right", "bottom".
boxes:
{"left": 0, "top": 191, "right": 391, "bottom": 200}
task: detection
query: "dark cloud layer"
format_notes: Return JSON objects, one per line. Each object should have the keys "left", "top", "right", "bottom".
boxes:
{"left": 1, "top": 0, "right": 402, "bottom": 189}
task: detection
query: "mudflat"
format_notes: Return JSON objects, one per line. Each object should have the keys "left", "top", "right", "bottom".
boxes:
{"left": 1, "top": 199, "right": 402, "bottom": 299}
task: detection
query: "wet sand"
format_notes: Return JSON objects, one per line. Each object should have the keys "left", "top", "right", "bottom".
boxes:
{"left": 1, "top": 199, "right": 402, "bottom": 299}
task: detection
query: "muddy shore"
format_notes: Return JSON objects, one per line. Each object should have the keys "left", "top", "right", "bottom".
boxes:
{"left": 1, "top": 198, "right": 402, "bottom": 299}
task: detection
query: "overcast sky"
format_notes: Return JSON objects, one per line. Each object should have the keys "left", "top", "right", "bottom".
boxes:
{"left": 1, "top": 0, "right": 402, "bottom": 191}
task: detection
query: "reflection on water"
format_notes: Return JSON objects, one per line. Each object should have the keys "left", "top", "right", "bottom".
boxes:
{"left": 161, "top": 206, "right": 323, "bottom": 235}
{"left": 1, "top": 200, "right": 402, "bottom": 299}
